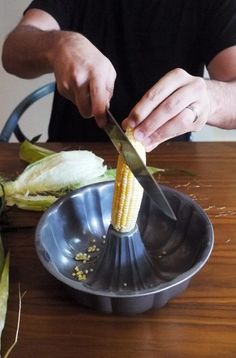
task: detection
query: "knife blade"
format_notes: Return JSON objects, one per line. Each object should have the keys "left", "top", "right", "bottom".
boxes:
{"left": 104, "top": 109, "right": 176, "bottom": 220}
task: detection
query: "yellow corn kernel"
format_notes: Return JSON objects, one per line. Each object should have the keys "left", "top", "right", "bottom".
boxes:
{"left": 111, "top": 128, "right": 146, "bottom": 232}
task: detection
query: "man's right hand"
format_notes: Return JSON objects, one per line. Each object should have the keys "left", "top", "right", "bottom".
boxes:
{"left": 49, "top": 32, "right": 116, "bottom": 126}
{"left": 2, "top": 9, "right": 116, "bottom": 127}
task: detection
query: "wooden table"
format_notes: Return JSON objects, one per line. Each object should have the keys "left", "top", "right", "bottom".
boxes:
{"left": 1, "top": 142, "right": 236, "bottom": 358}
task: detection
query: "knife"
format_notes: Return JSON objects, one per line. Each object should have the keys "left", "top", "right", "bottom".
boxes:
{"left": 104, "top": 109, "right": 176, "bottom": 220}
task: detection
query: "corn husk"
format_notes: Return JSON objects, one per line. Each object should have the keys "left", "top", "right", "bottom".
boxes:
{"left": 19, "top": 140, "right": 55, "bottom": 163}
{"left": 0, "top": 149, "right": 110, "bottom": 211}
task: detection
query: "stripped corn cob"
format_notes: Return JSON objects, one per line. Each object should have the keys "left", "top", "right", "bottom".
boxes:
{"left": 111, "top": 127, "right": 146, "bottom": 232}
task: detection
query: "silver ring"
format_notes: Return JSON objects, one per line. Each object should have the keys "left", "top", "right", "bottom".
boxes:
{"left": 186, "top": 104, "right": 198, "bottom": 123}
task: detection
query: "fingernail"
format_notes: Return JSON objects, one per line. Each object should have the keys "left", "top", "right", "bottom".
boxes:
{"left": 134, "top": 130, "right": 144, "bottom": 141}
{"left": 143, "top": 137, "right": 151, "bottom": 146}
{"left": 128, "top": 120, "right": 136, "bottom": 128}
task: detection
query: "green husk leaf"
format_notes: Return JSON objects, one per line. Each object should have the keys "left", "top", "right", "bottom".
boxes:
{"left": 147, "top": 166, "right": 196, "bottom": 177}
{"left": 19, "top": 140, "right": 55, "bottom": 163}
{"left": 87, "top": 168, "right": 116, "bottom": 182}
{"left": 0, "top": 249, "right": 9, "bottom": 353}
{"left": 6, "top": 194, "right": 58, "bottom": 211}
{"left": 147, "top": 166, "right": 165, "bottom": 175}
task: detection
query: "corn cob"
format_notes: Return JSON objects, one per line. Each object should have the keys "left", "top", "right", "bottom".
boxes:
{"left": 111, "top": 127, "right": 146, "bottom": 232}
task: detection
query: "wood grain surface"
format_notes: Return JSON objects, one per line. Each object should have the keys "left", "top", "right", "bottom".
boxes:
{"left": 1, "top": 142, "right": 236, "bottom": 358}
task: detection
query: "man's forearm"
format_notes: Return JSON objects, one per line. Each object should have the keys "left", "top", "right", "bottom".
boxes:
{"left": 206, "top": 79, "right": 236, "bottom": 129}
{"left": 2, "top": 25, "right": 58, "bottom": 78}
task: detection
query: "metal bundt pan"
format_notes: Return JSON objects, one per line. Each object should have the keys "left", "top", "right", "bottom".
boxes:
{"left": 35, "top": 182, "right": 214, "bottom": 315}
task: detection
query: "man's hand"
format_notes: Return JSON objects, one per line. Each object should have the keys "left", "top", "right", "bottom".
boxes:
{"left": 124, "top": 44, "right": 236, "bottom": 152}
{"left": 2, "top": 7, "right": 116, "bottom": 128}
{"left": 123, "top": 68, "right": 210, "bottom": 151}
{"left": 49, "top": 32, "right": 116, "bottom": 126}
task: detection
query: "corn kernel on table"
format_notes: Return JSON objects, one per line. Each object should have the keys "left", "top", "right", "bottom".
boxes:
{"left": 1, "top": 142, "right": 236, "bottom": 358}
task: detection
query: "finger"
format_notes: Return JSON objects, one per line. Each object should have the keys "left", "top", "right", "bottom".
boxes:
{"left": 57, "top": 75, "right": 93, "bottom": 118}
{"left": 56, "top": 79, "right": 76, "bottom": 104}
{"left": 186, "top": 105, "right": 199, "bottom": 123}
{"left": 127, "top": 68, "right": 191, "bottom": 127}
{"left": 90, "top": 70, "right": 116, "bottom": 127}
{"left": 74, "top": 82, "right": 92, "bottom": 118}
{"left": 89, "top": 77, "right": 108, "bottom": 126}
